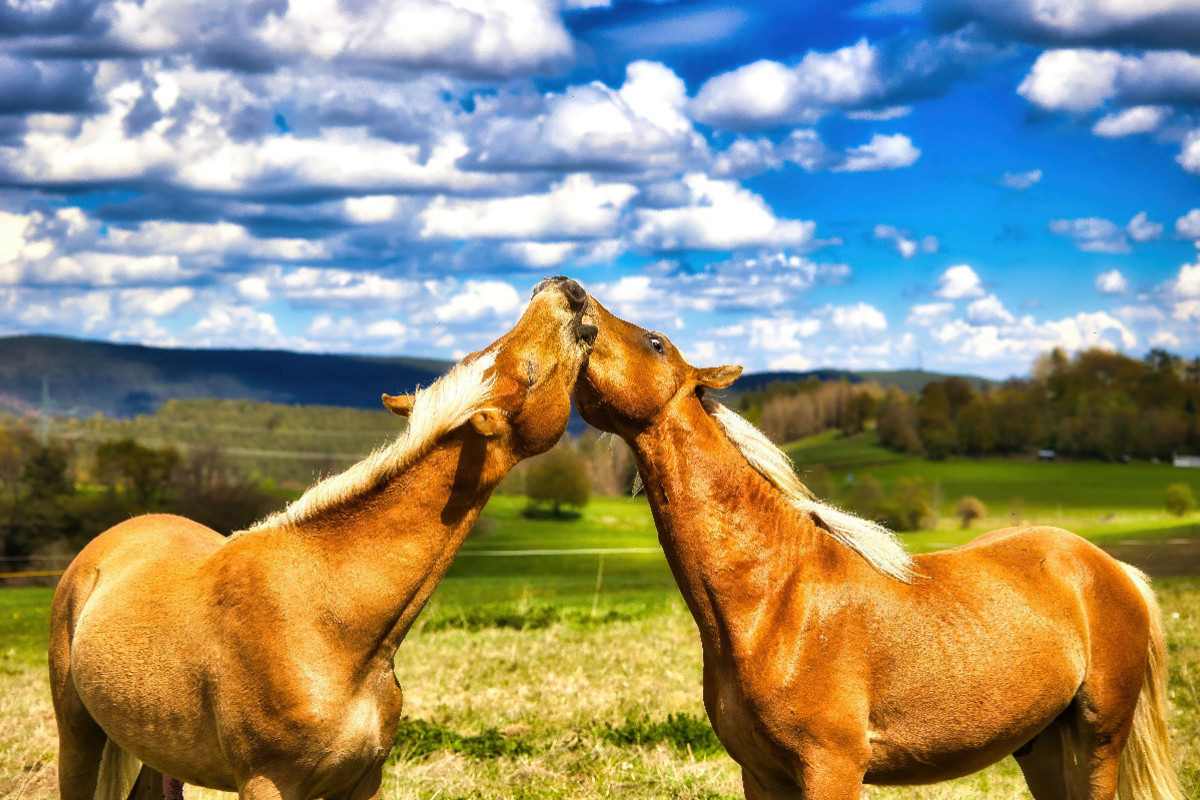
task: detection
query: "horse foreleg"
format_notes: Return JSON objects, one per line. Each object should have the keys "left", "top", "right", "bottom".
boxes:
{"left": 742, "top": 758, "right": 866, "bottom": 800}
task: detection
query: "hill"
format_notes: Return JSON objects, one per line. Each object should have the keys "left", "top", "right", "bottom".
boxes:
{"left": 0, "top": 335, "right": 451, "bottom": 418}
{"left": 0, "top": 334, "right": 995, "bottom": 419}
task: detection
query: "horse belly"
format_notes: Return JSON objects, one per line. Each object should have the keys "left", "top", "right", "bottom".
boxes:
{"left": 863, "top": 639, "right": 1081, "bottom": 784}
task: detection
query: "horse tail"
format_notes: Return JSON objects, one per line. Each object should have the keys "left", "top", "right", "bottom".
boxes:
{"left": 1116, "top": 564, "right": 1184, "bottom": 800}
{"left": 93, "top": 737, "right": 141, "bottom": 800}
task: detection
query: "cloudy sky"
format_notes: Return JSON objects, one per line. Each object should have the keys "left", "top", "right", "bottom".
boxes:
{"left": 1, "top": 0, "right": 1199, "bottom": 378}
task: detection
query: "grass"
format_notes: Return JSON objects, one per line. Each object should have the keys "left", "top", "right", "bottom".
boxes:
{"left": 3, "top": 573, "right": 1198, "bottom": 800}
{"left": 787, "top": 430, "right": 1200, "bottom": 550}
{"left": 4, "top": 439, "right": 1200, "bottom": 799}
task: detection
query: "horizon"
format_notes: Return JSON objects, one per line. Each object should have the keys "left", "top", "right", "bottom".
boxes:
{"left": 1, "top": 2, "right": 1199, "bottom": 380}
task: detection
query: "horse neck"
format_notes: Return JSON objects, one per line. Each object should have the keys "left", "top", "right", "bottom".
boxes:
{"left": 238, "top": 435, "right": 506, "bottom": 674}
{"left": 627, "top": 398, "right": 841, "bottom": 660}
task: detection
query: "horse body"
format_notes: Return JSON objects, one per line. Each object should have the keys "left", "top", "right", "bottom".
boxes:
{"left": 51, "top": 277, "right": 596, "bottom": 800}
{"left": 577, "top": 296, "right": 1182, "bottom": 800}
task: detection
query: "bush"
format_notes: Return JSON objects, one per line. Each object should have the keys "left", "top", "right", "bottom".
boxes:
{"left": 879, "top": 477, "right": 934, "bottom": 531}
{"left": 1165, "top": 483, "right": 1197, "bottom": 516}
{"left": 955, "top": 496, "right": 987, "bottom": 529}
{"left": 524, "top": 444, "right": 590, "bottom": 517}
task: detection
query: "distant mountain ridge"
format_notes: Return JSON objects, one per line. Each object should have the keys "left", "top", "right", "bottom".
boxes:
{"left": 0, "top": 335, "right": 452, "bottom": 418}
{"left": 0, "top": 335, "right": 994, "bottom": 419}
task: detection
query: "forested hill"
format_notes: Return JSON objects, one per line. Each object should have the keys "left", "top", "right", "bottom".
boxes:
{"left": 0, "top": 334, "right": 992, "bottom": 420}
{"left": 0, "top": 335, "right": 452, "bottom": 418}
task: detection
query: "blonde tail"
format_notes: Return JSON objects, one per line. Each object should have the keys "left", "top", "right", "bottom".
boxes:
{"left": 1116, "top": 565, "right": 1185, "bottom": 800}
{"left": 93, "top": 737, "right": 141, "bottom": 800}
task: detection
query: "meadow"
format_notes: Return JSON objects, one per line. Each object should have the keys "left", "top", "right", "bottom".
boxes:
{"left": 3, "top": 432, "right": 1200, "bottom": 799}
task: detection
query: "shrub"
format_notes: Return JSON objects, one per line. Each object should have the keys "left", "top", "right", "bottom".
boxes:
{"left": 955, "top": 496, "right": 987, "bottom": 529}
{"left": 1165, "top": 483, "right": 1197, "bottom": 517}
{"left": 524, "top": 444, "right": 590, "bottom": 517}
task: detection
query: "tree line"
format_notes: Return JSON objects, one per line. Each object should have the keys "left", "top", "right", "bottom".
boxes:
{"left": 876, "top": 348, "right": 1200, "bottom": 461}
{"left": 0, "top": 423, "right": 280, "bottom": 560}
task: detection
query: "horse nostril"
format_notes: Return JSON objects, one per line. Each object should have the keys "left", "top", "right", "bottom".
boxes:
{"left": 561, "top": 279, "right": 586, "bottom": 310}
{"left": 578, "top": 322, "right": 598, "bottom": 347}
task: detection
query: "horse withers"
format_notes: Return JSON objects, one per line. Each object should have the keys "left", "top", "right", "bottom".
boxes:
{"left": 49, "top": 277, "right": 596, "bottom": 800}
{"left": 573, "top": 295, "right": 1183, "bottom": 800}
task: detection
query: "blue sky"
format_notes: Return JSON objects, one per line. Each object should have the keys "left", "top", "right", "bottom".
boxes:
{"left": 1, "top": 0, "right": 1198, "bottom": 378}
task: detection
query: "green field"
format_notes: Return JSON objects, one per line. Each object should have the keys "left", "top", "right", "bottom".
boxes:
{"left": 3, "top": 437, "right": 1200, "bottom": 799}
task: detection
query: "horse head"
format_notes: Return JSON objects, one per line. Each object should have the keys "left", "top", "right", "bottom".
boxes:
{"left": 382, "top": 276, "right": 596, "bottom": 478}
{"left": 573, "top": 295, "right": 741, "bottom": 436}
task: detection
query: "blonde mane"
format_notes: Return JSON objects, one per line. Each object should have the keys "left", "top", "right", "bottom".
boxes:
{"left": 702, "top": 398, "right": 918, "bottom": 582}
{"left": 237, "top": 352, "right": 498, "bottom": 535}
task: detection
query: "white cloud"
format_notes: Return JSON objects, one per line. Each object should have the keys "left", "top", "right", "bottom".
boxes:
{"left": 190, "top": 304, "right": 283, "bottom": 348}
{"left": 630, "top": 174, "right": 817, "bottom": 251}
{"left": 119, "top": 287, "right": 195, "bottom": 317}
{"left": 907, "top": 301, "right": 955, "bottom": 327}
{"left": 690, "top": 40, "right": 884, "bottom": 129}
{"left": 1017, "top": 49, "right": 1124, "bottom": 112}
{"left": 1018, "top": 48, "right": 1200, "bottom": 114}
{"left": 934, "top": 264, "right": 985, "bottom": 299}
{"left": 929, "top": 1, "right": 1200, "bottom": 50}
{"left": 828, "top": 301, "right": 887, "bottom": 334}
{"left": 1095, "top": 269, "right": 1130, "bottom": 295}
{"left": 833, "top": 133, "right": 920, "bottom": 172}
{"left": 966, "top": 294, "right": 1015, "bottom": 325}
{"left": 1169, "top": 261, "right": 1200, "bottom": 298}
{"left": 99, "top": 0, "right": 575, "bottom": 78}
{"left": 999, "top": 168, "right": 1042, "bottom": 189}
{"left": 434, "top": 280, "right": 521, "bottom": 323}
{"left": 1126, "top": 211, "right": 1162, "bottom": 243}
{"left": 1175, "top": 208, "right": 1200, "bottom": 240}
{"left": 420, "top": 174, "right": 637, "bottom": 241}
{"left": 1178, "top": 129, "right": 1200, "bottom": 175}
{"left": 746, "top": 315, "right": 822, "bottom": 352}
{"left": 874, "top": 224, "right": 938, "bottom": 258}
{"left": 932, "top": 310, "right": 1136, "bottom": 362}
{"left": 768, "top": 353, "right": 815, "bottom": 371}
{"left": 466, "top": 61, "right": 706, "bottom": 173}
{"left": 1092, "top": 105, "right": 1171, "bottom": 137}
{"left": 1048, "top": 217, "right": 1130, "bottom": 253}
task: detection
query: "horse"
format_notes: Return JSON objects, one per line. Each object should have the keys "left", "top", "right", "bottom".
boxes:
{"left": 49, "top": 276, "right": 597, "bottom": 800}
{"left": 572, "top": 296, "right": 1184, "bottom": 800}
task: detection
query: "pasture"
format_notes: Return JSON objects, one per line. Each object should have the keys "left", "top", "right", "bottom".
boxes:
{"left": 3, "top": 439, "right": 1200, "bottom": 799}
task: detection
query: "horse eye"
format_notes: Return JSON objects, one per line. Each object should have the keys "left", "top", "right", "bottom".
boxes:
{"left": 647, "top": 335, "right": 664, "bottom": 354}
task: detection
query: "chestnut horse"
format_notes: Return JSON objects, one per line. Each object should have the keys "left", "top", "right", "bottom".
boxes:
{"left": 49, "top": 277, "right": 596, "bottom": 800}
{"left": 574, "top": 297, "right": 1183, "bottom": 800}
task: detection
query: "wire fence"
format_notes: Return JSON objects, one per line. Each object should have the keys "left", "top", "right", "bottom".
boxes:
{"left": 0, "top": 547, "right": 668, "bottom": 582}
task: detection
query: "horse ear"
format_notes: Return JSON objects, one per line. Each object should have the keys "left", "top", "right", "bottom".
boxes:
{"left": 697, "top": 365, "right": 742, "bottom": 390}
{"left": 382, "top": 393, "right": 414, "bottom": 417}
{"left": 468, "top": 409, "right": 504, "bottom": 437}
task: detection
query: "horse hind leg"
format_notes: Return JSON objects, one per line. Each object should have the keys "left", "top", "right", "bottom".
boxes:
{"left": 50, "top": 639, "right": 107, "bottom": 800}
{"left": 1015, "top": 717, "right": 1081, "bottom": 800}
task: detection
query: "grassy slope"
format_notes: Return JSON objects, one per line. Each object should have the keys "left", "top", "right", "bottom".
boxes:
{"left": 786, "top": 430, "right": 1200, "bottom": 549}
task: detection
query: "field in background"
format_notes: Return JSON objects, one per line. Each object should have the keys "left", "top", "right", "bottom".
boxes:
{"left": 3, "top": 432, "right": 1200, "bottom": 799}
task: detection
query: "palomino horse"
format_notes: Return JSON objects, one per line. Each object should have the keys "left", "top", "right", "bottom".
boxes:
{"left": 50, "top": 276, "right": 597, "bottom": 800}
{"left": 573, "top": 297, "right": 1183, "bottom": 800}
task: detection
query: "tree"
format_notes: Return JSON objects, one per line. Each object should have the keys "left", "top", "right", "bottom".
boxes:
{"left": 882, "top": 477, "right": 934, "bottom": 532}
{"left": 96, "top": 438, "right": 179, "bottom": 505}
{"left": 846, "top": 474, "right": 884, "bottom": 521}
{"left": 955, "top": 496, "right": 987, "bottom": 529}
{"left": 525, "top": 445, "right": 591, "bottom": 517}
{"left": 1165, "top": 483, "right": 1197, "bottom": 517}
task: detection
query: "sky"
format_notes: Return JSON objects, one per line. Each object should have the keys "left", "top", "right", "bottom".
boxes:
{"left": 1, "top": 0, "right": 1199, "bottom": 379}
